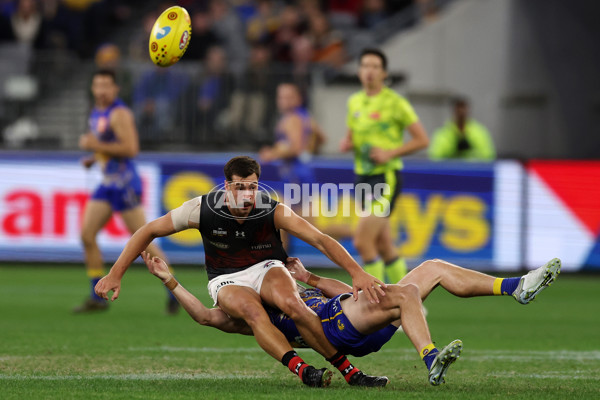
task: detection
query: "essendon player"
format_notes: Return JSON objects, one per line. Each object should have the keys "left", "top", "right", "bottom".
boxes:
{"left": 95, "top": 156, "right": 389, "bottom": 387}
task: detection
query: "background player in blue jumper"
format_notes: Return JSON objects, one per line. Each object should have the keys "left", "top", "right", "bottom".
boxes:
{"left": 75, "top": 69, "right": 178, "bottom": 314}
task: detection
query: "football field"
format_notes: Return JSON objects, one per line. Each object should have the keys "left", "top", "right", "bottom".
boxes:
{"left": 1, "top": 264, "right": 599, "bottom": 399}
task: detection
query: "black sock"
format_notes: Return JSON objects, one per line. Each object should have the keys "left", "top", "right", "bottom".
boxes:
{"left": 326, "top": 351, "right": 360, "bottom": 383}
{"left": 282, "top": 350, "right": 309, "bottom": 379}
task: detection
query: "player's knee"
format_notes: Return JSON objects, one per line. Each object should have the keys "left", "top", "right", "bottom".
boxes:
{"left": 237, "top": 303, "right": 269, "bottom": 326}
{"left": 80, "top": 230, "right": 96, "bottom": 248}
{"left": 388, "top": 283, "right": 420, "bottom": 305}
{"left": 278, "top": 296, "right": 311, "bottom": 321}
{"left": 414, "top": 259, "right": 440, "bottom": 274}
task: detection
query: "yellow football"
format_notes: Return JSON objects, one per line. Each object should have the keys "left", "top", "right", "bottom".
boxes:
{"left": 149, "top": 6, "right": 192, "bottom": 67}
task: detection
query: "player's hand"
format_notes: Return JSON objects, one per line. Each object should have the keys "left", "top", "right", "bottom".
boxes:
{"left": 339, "top": 136, "right": 353, "bottom": 152}
{"left": 81, "top": 155, "right": 96, "bottom": 169}
{"left": 285, "top": 257, "right": 310, "bottom": 283}
{"left": 369, "top": 147, "right": 394, "bottom": 164}
{"left": 94, "top": 274, "right": 122, "bottom": 302}
{"left": 351, "top": 270, "right": 386, "bottom": 304}
{"left": 141, "top": 251, "right": 172, "bottom": 282}
{"left": 79, "top": 133, "right": 99, "bottom": 151}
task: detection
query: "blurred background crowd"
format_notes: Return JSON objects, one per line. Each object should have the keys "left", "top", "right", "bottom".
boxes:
{"left": 0, "top": 0, "right": 452, "bottom": 152}
{"left": 0, "top": 0, "right": 598, "bottom": 159}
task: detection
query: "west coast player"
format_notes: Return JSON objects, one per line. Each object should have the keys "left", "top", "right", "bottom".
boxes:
{"left": 76, "top": 69, "right": 178, "bottom": 314}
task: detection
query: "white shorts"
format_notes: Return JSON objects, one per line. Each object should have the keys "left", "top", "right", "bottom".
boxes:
{"left": 207, "top": 260, "right": 286, "bottom": 306}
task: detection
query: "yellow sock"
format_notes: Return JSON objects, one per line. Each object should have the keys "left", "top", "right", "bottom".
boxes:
{"left": 86, "top": 268, "right": 105, "bottom": 279}
{"left": 363, "top": 259, "right": 385, "bottom": 281}
{"left": 493, "top": 278, "right": 503, "bottom": 295}
{"left": 385, "top": 257, "right": 408, "bottom": 283}
{"left": 419, "top": 343, "right": 436, "bottom": 359}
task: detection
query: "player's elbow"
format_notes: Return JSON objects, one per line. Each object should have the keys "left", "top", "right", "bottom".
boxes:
{"left": 192, "top": 313, "right": 212, "bottom": 327}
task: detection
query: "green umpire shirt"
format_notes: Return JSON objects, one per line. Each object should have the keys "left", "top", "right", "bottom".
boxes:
{"left": 346, "top": 87, "right": 419, "bottom": 175}
{"left": 429, "top": 119, "right": 496, "bottom": 161}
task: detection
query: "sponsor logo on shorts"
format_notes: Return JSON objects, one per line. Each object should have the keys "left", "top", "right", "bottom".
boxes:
{"left": 155, "top": 26, "right": 171, "bottom": 39}
{"left": 263, "top": 261, "right": 276, "bottom": 268}
{"left": 216, "top": 280, "right": 234, "bottom": 290}
{"left": 179, "top": 31, "right": 189, "bottom": 50}
{"left": 332, "top": 299, "right": 340, "bottom": 312}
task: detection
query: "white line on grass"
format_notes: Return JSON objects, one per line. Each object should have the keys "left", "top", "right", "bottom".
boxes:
{"left": 0, "top": 373, "right": 265, "bottom": 381}
{"left": 488, "top": 372, "right": 600, "bottom": 380}
{"left": 126, "top": 347, "right": 600, "bottom": 361}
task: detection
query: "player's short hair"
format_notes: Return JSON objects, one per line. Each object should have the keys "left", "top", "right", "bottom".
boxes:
{"left": 92, "top": 69, "right": 117, "bottom": 84}
{"left": 224, "top": 156, "right": 261, "bottom": 181}
{"left": 359, "top": 48, "right": 388, "bottom": 71}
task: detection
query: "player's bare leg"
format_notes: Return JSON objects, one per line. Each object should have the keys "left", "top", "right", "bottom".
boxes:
{"left": 75, "top": 200, "right": 113, "bottom": 312}
{"left": 402, "top": 258, "right": 561, "bottom": 304}
{"left": 121, "top": 206, "right": 180, "bottom": 314}
{"left": 217, "top": 285, "right": 332, "bottom": 387}
{"left": 342, "top": 283, "right": 432, "bottom": 351}
{"left": 353, "top": 215, "right": 387, "bottom": 281}
{"left": 342, "top": 282, "right": 461, "bottom": 386}
{"left": 402, "top": 259, "right": 497, "bottom": 300}
{"left": 261, "top": 267, "right": 389, "bottom": 387}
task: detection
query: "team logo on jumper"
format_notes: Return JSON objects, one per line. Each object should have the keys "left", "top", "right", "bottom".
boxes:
{"left": 337, "top": 319, "right": 345, "bottom": 331}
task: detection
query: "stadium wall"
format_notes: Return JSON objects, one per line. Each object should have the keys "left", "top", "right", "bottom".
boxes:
{"left": 1, "top": 151, "right": 598, "bottom": 271}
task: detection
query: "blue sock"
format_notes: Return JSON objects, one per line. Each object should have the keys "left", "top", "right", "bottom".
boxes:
{"left": 500, "top": 277, "right": 521, "bottom": 295}
{"left": 90, "top": 278, "right": 104, "bottom": 301}
{"left": 423, "top": 349, "right": 439, "bottom": 370}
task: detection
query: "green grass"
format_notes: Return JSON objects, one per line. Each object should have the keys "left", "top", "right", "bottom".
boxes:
{"left": 1, "top": 264, "right": 599, "bottom": 399}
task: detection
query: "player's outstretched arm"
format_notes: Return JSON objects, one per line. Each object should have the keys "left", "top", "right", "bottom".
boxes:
{"left": 286, "top": 257, "right": 351, "bottom": 298}
{"left": 95, "top": 213, "right": 177, "bottom": 301}
{"left": 275, "top": 204, "right": 386, "bottom": 303}
{"left": 141, "top": 252, "right": 251, "bottom": 335}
